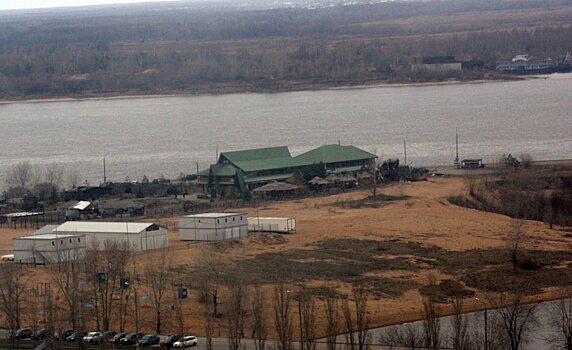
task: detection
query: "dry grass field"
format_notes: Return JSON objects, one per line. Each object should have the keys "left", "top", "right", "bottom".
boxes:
{"left": 2, "top": 176, "right": 571, "bottom": 337}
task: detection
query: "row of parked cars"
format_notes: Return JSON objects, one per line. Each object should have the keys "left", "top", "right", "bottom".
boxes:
{"left": 14, "top": 328, "right": 198, "bottom": 348}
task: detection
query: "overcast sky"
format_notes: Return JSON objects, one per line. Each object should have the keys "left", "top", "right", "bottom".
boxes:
{"left": 0, "top": 0, "right": 172, "bottom": 11}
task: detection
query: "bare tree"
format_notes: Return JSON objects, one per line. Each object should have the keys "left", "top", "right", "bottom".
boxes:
{"left": 506, "top": 220, "right": 526, "bottom": 273}
{"left": 67, "top": 168, "right": 81, "bottom": 189}
{"left": 145, "top": 248, "right": 171, "bottom": 334}
{"left": 44, "top": 163, "right": 64, "bottom": 189}
{"left": 172, "top": 283, "right": 186, "bottom": 340}
{"left": 297, "top": 287, "right": 317, "bottom": 350}
{"left": 204, "top": 298, "right": 215, "bottom": 350}
{"left": 450, "top": 296, "right": 469, "bottom": 350}
{"left": 85, "top": 240, "right": 132, "bottom": 332}
{"left": 196, "top": 247, "right": 224, "bottom": 316}
{"left": 353, "top": 283, "right": 370, "bottom": 350}
{"left": 5, "top": 161, "right": 34, "bottom": 195}
{"left": 341, "top": 297, "right": 356, "bottom": 350}
{"left": 545, "top": 297, "right": 572, "bottom": 350}
{"left": 0, "top": 263, "right": 28, "bottom": 349}
{"left": 273, "top": 283, "right": 294, "bottom": 350}
{"left": 379, "top": 324, "right": 423, "bottom": 350}
{"left": 51, "top": 257, "right": 83, "bottom": 331}
{"left": 422, "top": 293, "right": 440, "bottom": 350}
{"left": 251, "top": 286, "right": 267, "bottom": 350}
{"left": 494, "top": 293, "right": 537, "bottom": 350}
{"left": 226, "top": 265, "right": 245, "bottom": 350}
{"left": 324, "top": 289, "right": 340, "bottom": 350}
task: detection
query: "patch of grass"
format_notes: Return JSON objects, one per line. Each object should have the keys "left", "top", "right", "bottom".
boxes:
{"left": 234, "top": 238, "right": 572, "bottom": 297}
{"left": 248, "top": 233, "right": 287, "bottom": 245}
{"left": 332, "top": 194, "right": 410, "bottom": 209}
{"left": 419, "top": 279, "right": 475, "bottom": 303}
{"left": 212, "top": 239, "right": 243, "bottom": 251}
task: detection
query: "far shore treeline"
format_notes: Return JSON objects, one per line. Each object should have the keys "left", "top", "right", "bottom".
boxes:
{"left": 0, "top": 0, "right": 572, "bottom": 100}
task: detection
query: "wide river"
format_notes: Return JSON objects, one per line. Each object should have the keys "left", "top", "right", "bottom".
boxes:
{"left": 1, "top": 74, "right": 571, "bottom": 187}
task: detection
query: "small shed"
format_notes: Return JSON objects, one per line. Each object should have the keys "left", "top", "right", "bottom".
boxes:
{"left": 53, "top": 221, "right": 168, "bottom": 251}
{"left": 248, "top": 217, "right": 296, "bottom": 234}
{"left": 179, "top": 213, "right": 248, "bottom": 241}
{"left": 14, "top": 233, "right": 86, "bottom": 265}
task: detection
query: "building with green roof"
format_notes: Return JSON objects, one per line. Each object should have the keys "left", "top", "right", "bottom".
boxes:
{"left": 198, "top": 144, "right": 376, "bottom": 196}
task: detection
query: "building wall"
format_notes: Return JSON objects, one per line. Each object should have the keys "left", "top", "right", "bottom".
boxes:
{"left": 14, "top": 236, "right": 86, "bottom": 264}
{"left": 179, "top": 214, "right": 248, "bottom": 241}
{"left": 66, "top": 227, "right": 168, "bottom": 251}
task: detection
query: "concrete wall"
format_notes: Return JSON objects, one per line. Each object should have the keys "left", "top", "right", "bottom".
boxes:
{"left": 179, "top": 214, "right": 248, "bottom": 241}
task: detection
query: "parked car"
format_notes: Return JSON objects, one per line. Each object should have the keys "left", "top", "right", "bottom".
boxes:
{"left": 110, "top": 332, "right": 127, "bottom": 344}
{"left": 55, "top": 329, "right": 74, "bottom": 340}
{"left": 173, "top": 336, "right": 198, "bottom": 348}
{"left": 31, "top": 329, "right": 51, "bottom": 340}
{"left": 15, "top": 328, "right": 34, "bottom": 339}
{"left": 120, "top": 332, "right": 144, "bottom": 345}
{"left": 160, "top": 335, "right": 180, "bottom": 348}
{"left": 66, "top": 331, "right": 87, "bottom": 342}
{"left": 83, "top": 332, "right": 103, "bottom": 343}
{"left": 101, "top": 331, "right": 117, "bottom": 343}
{"left": 139, "top": 334, "right": 160, "bottom": 347}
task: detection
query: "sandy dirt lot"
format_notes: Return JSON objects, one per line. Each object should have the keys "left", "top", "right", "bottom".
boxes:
{"left": 1, "top": 177, "right": 571, "bottom": 337}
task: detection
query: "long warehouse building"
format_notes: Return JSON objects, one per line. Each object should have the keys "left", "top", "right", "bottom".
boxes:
{"left": 51, "top": 221, "right": 168, "bottom": 251}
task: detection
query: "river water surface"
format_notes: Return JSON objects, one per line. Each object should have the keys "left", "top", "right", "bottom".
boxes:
{"left": 1, "top": 74, "right": 571, "bottom": 187}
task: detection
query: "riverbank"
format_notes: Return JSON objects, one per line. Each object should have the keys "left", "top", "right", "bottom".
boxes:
{"left": 0, "top": 74, "right": 526, "bottom": 105}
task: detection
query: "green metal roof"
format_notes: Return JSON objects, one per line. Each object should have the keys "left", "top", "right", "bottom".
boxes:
{"left": 218, "top": 146, "right": 308, "bottom": 173}
{"left": 233, "top": 157, "right": 308, "bottom": 172}
{"left": 295, "top": 144, "right": 376, "bottom": 164}
{"left": 209, "top": 163, "right": 238, "bottom": 177}
{"left": 220, "top": 146, "right": 291, "bottom": 164}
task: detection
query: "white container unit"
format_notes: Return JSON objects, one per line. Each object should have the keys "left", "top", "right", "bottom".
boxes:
{"left": 248, "top": 217, "right": 296, "bottom": 234}
{"left": 179, "top": 213, "right": 248, "bottom": 241}
{"left": 13, "top": 233, "right": 86, "bottom": 265}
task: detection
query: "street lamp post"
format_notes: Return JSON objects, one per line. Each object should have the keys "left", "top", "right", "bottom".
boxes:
{"left": 475, "top": 297, "right": 488, "bottom": 350}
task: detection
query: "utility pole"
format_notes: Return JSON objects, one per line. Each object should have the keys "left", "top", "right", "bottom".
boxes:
{"left": 103, "top": 156, "right": 107, "bottom": 184}
{"left": 454, "top": 128, "right": 460, "bottom": 169}
{"left": 196, "top": 162, "right": 199, "bottom": 174}
{"left": 404, "top": 140, "right": 407, "bottom": 164}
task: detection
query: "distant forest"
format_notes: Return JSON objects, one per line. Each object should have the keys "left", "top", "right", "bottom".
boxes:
{"left": 1, "top": 0, "right": 572, "bottom": 99}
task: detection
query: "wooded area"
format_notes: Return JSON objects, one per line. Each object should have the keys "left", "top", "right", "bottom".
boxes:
{"left": 1, "top": 0, "right": 572, "bottom": 99}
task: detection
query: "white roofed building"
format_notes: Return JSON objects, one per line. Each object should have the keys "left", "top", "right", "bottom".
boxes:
{"left": 179, "top": 213, "right": 248, "bottom": 241}
{"left": 52, "top": 221, "right": 168, "bottom": 251}
{"left": 14, "top": 233, "right": 86, "bottom": 265}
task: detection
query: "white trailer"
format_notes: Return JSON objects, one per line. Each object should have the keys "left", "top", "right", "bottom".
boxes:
{"left": 179, "top": 213, "right": 248, "bottom": 241}
{"left": 248, "top": 217, "right": 296, "bottom": 234}
{"left": 13, "top": 233, "right": 86, "bottom": 265}
{"left": 52, "top": 222, "right": 168, "bottom": 251}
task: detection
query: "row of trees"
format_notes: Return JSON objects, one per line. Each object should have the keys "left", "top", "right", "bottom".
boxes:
{"left": 1, "top": 0, "right": 572, "bottom": 98}
{"left": 3, "top": 161, "right": 82, "bottom": 204}
{"left": 0, "top": 242, "right": 570, "bottom": 350}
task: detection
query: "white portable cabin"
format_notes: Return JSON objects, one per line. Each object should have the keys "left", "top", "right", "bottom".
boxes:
{"left": 53, "top": 221, "right": 168, "bottom": 251}
{"left": 179, "top": 213, "right": 248, "bottom": 241}
{"left": 13, "top": 233, "right": 86, "bottom": 265}
{"left": 248, "top": 217, "right": 296, "bottom": 234}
